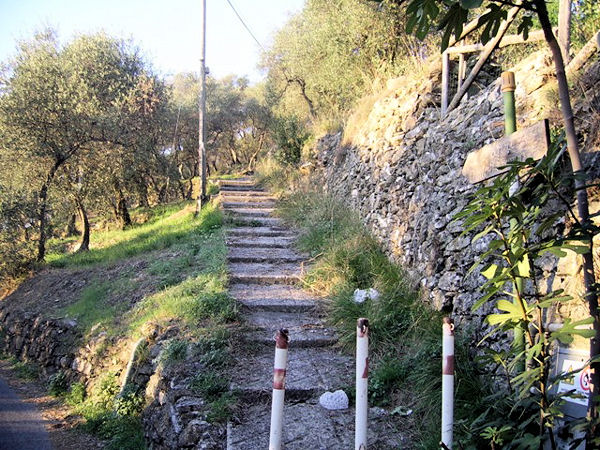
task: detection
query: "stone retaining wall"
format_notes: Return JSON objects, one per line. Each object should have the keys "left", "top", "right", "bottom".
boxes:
{"left": 313, "top": 50, "right": 599, "bottom": 326}
{"left": 0, "top": 307, "right": 83, "bottom": 377}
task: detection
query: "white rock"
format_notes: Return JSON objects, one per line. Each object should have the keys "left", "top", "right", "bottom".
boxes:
{"left": 353, "top": 288, "right": 381, "bottom": 303}
{"left": 319, "top": 390, "right": 349, "bottom": 410}
{"left": 353, "top": 289, "right": 368, "bottom": 303}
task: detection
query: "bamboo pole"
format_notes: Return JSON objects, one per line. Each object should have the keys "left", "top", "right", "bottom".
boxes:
{"left": 446, "top": 4, "right": 522, "bottom": 114}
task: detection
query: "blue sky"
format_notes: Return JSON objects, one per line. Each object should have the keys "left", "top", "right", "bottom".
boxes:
{"left": 0, "top": 0, "right": 305, "bottom": 82}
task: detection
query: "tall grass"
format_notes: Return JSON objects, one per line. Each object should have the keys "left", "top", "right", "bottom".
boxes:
{"left": 276, "top": 188, "right": 490, "bottom": 448}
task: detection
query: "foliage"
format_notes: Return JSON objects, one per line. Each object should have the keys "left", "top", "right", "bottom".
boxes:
{"left": 262, "top": 0, "right": 430, "bottom": 125}
{"left": 159, "top": 339, "right": 188, "bottom": 366}
{"left": 455, "top": 142, "right": 599, "bottom": 447}
{"left": 271, "top": 115, "right": 309, "bottom": 166}
{"left": 48, "top": 371, "right": 69, "bottom": 396}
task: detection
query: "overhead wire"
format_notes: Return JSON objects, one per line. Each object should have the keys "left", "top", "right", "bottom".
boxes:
{"left": 224, "top": 0, "right": 267, "bottom": 52}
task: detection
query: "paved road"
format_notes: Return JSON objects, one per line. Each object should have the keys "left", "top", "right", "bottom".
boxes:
{"left": 0, "top": 376, "right": 52, "bottom": 450}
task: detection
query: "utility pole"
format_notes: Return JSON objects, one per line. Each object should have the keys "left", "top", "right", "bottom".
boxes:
{"left": 196, "top": 0, "right": 208, "bottom": 215}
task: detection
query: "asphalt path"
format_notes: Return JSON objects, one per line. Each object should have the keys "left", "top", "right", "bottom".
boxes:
{"left": 0, "top": 376, "right": 52, "bottom": 450}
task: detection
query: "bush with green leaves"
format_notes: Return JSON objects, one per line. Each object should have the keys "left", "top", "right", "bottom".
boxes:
{"left": 48, "top": 371, "right": 69, "bottom": 396}
{"left": 455, "top": 142, "right": 599, "bottom": 448}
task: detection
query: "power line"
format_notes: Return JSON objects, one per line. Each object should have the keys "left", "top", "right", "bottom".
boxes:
{"left": 224, "top": 0, "right": 267, "bottom": 52}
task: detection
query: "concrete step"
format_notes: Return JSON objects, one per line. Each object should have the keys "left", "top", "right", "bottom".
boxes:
{"left": 227, "top": 217, "right": 283, "bottom": 227}
{"left": 220, "top": 195, "right": 276, "bottom": 203}
{"left": 220, "top": 185, "right": 261, "bottom": 192}
{"left": 241, "top": 328, "right": 337, "bottom": 348}
{"left": 230, "top": 347, "right": 352, "bottom": 397}
{"left": 226, "top": 401, "right": 405, "bottom": 450}
{"left": 222, "top": 201, "right": 276, "bottom": 209}
{"left": 227, "top": 236, "right": 294, "bottom": 249}
{"left": 224, "top": 208, "right": 274, "bottom": 218}
{"left": 245, "top": 310, "right": 323, "bottom": 329}
{"left": 227, "top": 227, "right": 293, "bottom": 238}
{"left": 227, "top": 401, "right": 353, "bottom": 449}
{"left": 229, "top": 283, "right": 316, "bottom": 300}
{"left": 219, "top": 188, "right": 267, "bottom": 195}
{"left": 229, "top": 262, "right": 303, "bottom": 285}
{"left": 227, "top": 247, "right": 305, "bottom": 264}
{"left": 219, "top": 179, "right": 255, "bottom": 186}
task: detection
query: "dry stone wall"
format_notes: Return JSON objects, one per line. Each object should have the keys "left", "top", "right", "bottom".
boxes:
{"left": 0, "top": 307, "right": 83, "bottom": 377}
{"left": 314, "top": 50, "right": 599, "bottom": 327}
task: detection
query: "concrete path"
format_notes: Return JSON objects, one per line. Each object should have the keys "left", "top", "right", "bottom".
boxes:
{"left": 221, "top": 178, "right": 404, "bottom": 449}
{"left": 0, "top": 376, "right": 52, "bottom": 450}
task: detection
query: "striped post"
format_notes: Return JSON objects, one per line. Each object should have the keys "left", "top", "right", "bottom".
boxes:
{"left": 355, "top": 318, "right": 369, "bottom": 450}
{"left": 269, "top": 328, "right": 289, "bottom": 450}
{"left": 441, "top": 317, "right": 455, "bottom": 449}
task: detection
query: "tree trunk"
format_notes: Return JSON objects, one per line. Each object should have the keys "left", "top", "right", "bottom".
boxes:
{"left": 535, "top": 0, "right": 600, "bottom": 437}
{"left": 36, "top": 160, "right": 62, "bottom": 262}
{"left": 137, "top": 178, "right": 150, "bottom": 209}
{"left": 75, "top": 199, "right": 90, "bottom": 252}
{"left": 114, "top": 185, "right": 132, "bottom": 229}
{"left": 65, "top": 213, "right": 78, "bottom": 237}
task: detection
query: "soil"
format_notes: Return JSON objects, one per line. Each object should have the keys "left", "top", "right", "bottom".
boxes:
{"left": 0, "top": 358, "right": 105, "bottom": 449}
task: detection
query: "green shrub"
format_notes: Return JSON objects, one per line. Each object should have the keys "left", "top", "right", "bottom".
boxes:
{"left": 65, "top": 382, "right": 86, "bottom": 406}
{"left": 159, "top": 339, "right": 188, "bottom": 366}
{"left": 48, "top": 371, "right": 69, "bottom": 396}
{"left": 114, "top": 385, "right": 145, "bottom": 416}
{"left": 190, "top": 372, "right": 229, "bottom": 401}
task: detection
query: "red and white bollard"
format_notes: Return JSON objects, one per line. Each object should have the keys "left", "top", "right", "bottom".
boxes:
{"left": 355, "top": 318, "right": 369, "bottom": 450}
{"left": 269, "top": 328, "right": 289, "bottom": 450}
{"left": 441, "top": 317, "right": 455, "bottom": 449}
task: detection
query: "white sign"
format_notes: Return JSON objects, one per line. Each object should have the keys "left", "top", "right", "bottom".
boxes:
{"left": 557, "top": 359, "right": 590, "bottom": 406}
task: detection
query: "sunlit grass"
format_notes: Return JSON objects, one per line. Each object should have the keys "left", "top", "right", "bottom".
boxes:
{"left": 47, "top": 202, "right": 221, "bottom": 268}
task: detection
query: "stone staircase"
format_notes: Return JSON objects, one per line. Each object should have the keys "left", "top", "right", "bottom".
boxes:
{"left": 220, "top": 178, "right": 404, "bottom": 449}
{"left": 220, "top": 178, "right": 357, "bottom": 449}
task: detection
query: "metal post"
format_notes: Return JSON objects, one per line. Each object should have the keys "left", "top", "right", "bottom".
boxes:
{"left": 196, "top": 0, "right": 208, "bottom": 215}
{"left": 502, "top": 71, "right": 526, "bottom": 374}
{"left": 441, "top": 51, "right": 450, "bottom": 117}
{"left": 269, "top": 329, "right": 289, "bottom": 450}
{"left": 355, "top": 318, "right": 369, "bottom": 450}
{"left": 441, "top": 317, "right": 454, "bottom": 449}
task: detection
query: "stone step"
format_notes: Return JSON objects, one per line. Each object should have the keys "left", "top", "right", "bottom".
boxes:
{"left": 230, "top": 347, "right": 352, "bottom": 397}
{"left": 245, "top": 310, "right": 323, "bottom": 329}
{"left": 227, "top": 227, "right": 293, "bottom": 238}
{"left": 220, "top": 195, "right": 276, "bottom": 203}
{"left": 241, "top": 328, "right": 338, "bottom": 349}
{"left": 228, "top": 262, "right": 304, "bottom": 284}
{"left": 224, "top": 208, "right": 274, "bottom": 217}
{"left": 219, "top": 188, "right": 267, "bottom": 195}
{"left": 222, "top": 201, "right": 277, "bottom": 209}
{"left": 242, "top": 311, "right": 337, "bottom": 348}
{"left": 227, "top": 236, "right": 294, "bottom": 249}
{"left": 220, "top": 185, "right": 261, "bottom": 192}
{"left": 228, "top": 217, "right": 283, "bottom": 227}
{"left": 226, "top": 401, "right": 405, "bottom": 450}
{"left": 219, "top": 179, "right": 255, "bottom": 186}
{"left": 227, "top": 247, "right": 305, "bottom": 264}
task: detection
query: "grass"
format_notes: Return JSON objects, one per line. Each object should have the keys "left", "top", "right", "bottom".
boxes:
{"left": 47, "top": 201, "right": 221, "bottom": 268}
{"left": 38, "top": 198, "right": 240, "bottom": 447}
{"left": 51, "top": 201, "right": 238, "bottom": 339}
{"left": 274, "top": 187, "right": 491, "bottom": 448}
